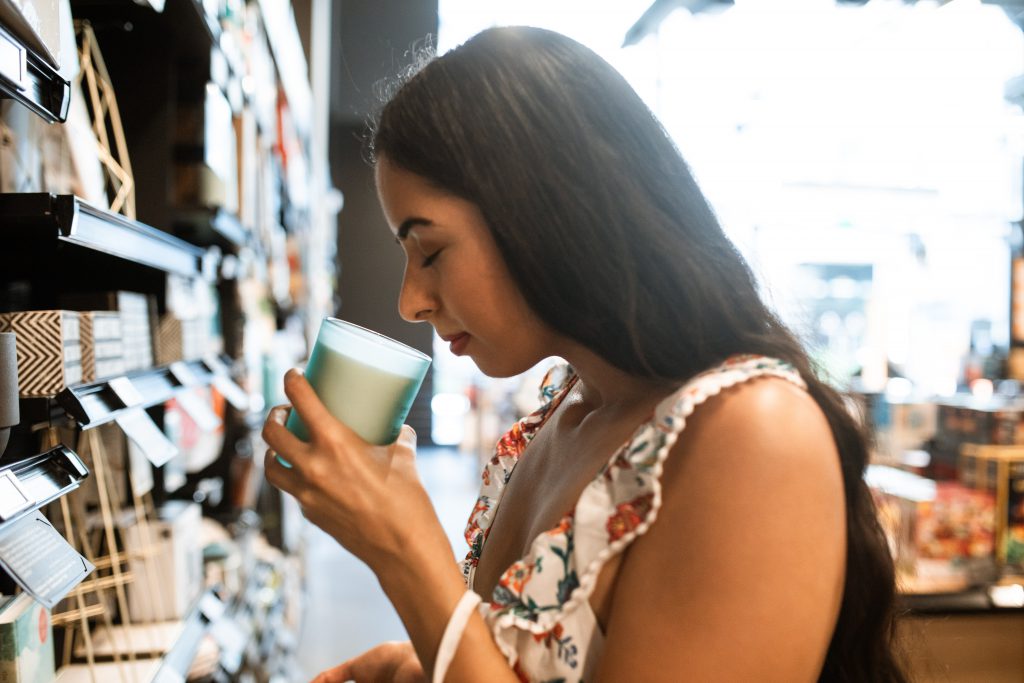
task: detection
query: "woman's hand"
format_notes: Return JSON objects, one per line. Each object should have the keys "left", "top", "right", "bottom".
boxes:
{"left": 262, "top": 369, "right": 448, "bottom": 570}
{"left": 311, "top": 641, "right": 425, "bottom": 683}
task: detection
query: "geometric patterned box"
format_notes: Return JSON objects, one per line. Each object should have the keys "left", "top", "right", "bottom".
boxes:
{"left": 0, "top": 310, "right": 82, "bottom": 396}
{"left": 80, "top": 311, "right": 125, "bottom": 382}
{"left": 155, "top": 314, "right": 208, "bottom": 366}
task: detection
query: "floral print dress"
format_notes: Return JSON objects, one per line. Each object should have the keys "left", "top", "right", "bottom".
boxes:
{"left": 459, "top": 355, "right": 807, "bottom": 683}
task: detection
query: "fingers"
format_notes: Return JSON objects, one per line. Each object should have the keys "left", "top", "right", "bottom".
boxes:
{"left": 282, "top": 369, "right": 343, "bottom": 444}
{"left": 263, "top": 446, "right": 304, "bottom": 495}
{"left": 310, "top": 663, "right": 351, "bottom": 683}
{"left": 261, "top": 404, "right": 308, "bottom": 458}
{"left": 313, "top": 642, "right": 416, "bottom": 683}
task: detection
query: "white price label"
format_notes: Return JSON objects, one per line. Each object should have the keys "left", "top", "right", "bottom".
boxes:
{"left": 115, "top": 408, "right": 178, "bottom": 467}
{"left": 169, "top": 361, "right": 200, "bottom": 387}
{"left": 0, "top": 470, "right": 31, "bottom": 521}
{"left": 175, "top": 389, "right": 222, "bottom": 432}
{"left": 108, "top": 376, "right": 144, "bottom": 407}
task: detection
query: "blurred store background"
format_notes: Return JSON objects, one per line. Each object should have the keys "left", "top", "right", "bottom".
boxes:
{"left": 1, "top": 0, "right": 1023, "bottom": 681}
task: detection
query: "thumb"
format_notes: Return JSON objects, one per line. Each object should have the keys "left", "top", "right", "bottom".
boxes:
{"left": 397, "top": 424, "right": 417, "bottom": 450}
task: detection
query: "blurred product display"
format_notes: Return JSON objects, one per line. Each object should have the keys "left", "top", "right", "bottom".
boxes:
{"left": 0, "top": 0, "right": 334, "bottom": 680}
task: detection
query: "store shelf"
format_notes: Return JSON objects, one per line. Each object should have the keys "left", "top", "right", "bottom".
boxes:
{"left": 0, "top": 22, "right": 70, "bottom": 123}
{"left": 55, "top": 358, "right": 222, "bottom": 429}
{"left": 0, "top": 444, "right": 89, "bottom": 527}
{"left": 255, "top": 0, "right": 311, "bottom": 137}
{"left": 151, "top": 594, "right": 214, "bottom": 683}
{"left": 0, "top": 193, "right": 217, "bottom": 280}
{"left": 902, "top": 586, "right": 1024, "bottom": 614}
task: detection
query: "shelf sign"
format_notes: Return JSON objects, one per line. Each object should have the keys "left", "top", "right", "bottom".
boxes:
{"left": 0, "top": 470, "right": 31, "bottom": 521}
{"left": 202, "top": 356, "right": 249, "bottom": 411}
{"left": 115, "top": 408, "right": 178, "bottom": 467}
{"left": 175, "top": 389, "right": 222, "bottom": 433}
{"left": 108, "top": 376, "right": 144, "bottom": 408}
{"left": 212, "top": 374, "right": 249, "bottom": 411}
{"left": 0, "top": 510, "right": 95, "bottom": 609}
{"left": 169, "top": 361, "right": 200, "bottom": 387}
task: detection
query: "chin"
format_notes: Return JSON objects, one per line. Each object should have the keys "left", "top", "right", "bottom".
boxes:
{"left": 471, "top": 353, "right": 538, "bottom": 379}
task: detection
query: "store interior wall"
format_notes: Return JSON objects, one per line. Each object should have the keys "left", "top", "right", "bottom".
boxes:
{"left": 329, "top": 2, "right": 440, "bottom": 442}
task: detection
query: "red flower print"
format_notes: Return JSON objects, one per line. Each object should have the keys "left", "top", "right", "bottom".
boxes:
{"left": 546, "top": 514, "right": 574, "bottom": 537}
{"left": 499, "top": 561, "right": 535, "bottom": 594}
{"left": 496, "top": 422, "right": 527, "bottom": 459}
{"left": 606, "top": 493, "right": 655, "bottom": 542}
{"left": 531, "top": 621, "right": 565, "bottom": 645}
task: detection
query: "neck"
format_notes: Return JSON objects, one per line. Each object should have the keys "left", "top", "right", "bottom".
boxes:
{"left": 558, "top": 342, "right": 675, "bottom": 414}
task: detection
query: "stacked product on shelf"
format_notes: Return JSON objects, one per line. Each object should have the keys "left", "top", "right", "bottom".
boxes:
{"left": 0, "top": 592, "right": 56, "bottom": 683}
{"left": 61, "top": 291, "right": 155, "bottom": 373}
{"left": 0, "top": 0, "right": 334, "bottom": 679}
{"left": 78, "top": 311, "right": 124, "bottom": 383}
{"left": 868, "top": 390, "right": 1024, "bottom": 593}
{"left": 0, "top": 310, "right": 81, "bottom": 397}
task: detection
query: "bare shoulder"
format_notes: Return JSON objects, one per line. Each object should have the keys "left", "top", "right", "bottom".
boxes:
{"left": 596, "top": 375, "right": 847, "bottom": 681}
{"left": 673, "top": 374, "right": 841, "bottom": 484}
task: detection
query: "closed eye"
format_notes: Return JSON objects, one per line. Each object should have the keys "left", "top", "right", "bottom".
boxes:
{"left": 422, "top": 250, "right": 442, "bottom": 267}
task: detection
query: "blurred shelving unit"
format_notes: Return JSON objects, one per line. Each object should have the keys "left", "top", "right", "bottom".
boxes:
{"left": 0, "top": 0, "right": 336, "bottom": 680}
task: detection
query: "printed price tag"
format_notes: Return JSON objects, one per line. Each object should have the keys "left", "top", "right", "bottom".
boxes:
{"left": 0, "top": 470, "right": 31, "bottom": 521}
{"left": 127, "top": 440, "right": 154, "bottom": 496}
{"left": 0, "top": 510, "right": 95, "bottom": 609}
{"left": 203, "top": 354, "right": 229, "bottom": 376}
{"left": 175, "top": 389, "right": 222, "bottom": 433}
{"left": 212, "top": 375, "right": 249, "bottom": 411}
{"left": 108, "top": 376, "right": 144, "bottom": 408}
{"left": 115, "top": 408, "right": 178, "bottom": 467}
{"left": 169, "top": 361, "right": 200, "bottom": 387}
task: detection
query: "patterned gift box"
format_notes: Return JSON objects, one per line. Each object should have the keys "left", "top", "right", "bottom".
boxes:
{"left": 155, "top": 314, "right": 208, "bottom": 365}
{"left": 0, "top": 310, "right": 82, "bottom": 396}
{"left": 80, "top": 311, "right": 126, "bottom": 382}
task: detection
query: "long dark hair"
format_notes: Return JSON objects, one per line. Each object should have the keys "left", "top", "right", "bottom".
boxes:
{"left": 372, "top": 26, "right": 908, "bottom": 682}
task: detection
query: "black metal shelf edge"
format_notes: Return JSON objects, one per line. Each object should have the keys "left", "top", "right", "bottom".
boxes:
{"left": 0, "top": 445, "right": 89, "bottom": 528}
{"left": 56, "top": 358, "right": 218, "bottom": 428}
{"left": 0, "top": 22, "right": 70, "bottom": 123}
{"left": 174, "top": 208, "right": 249, "bottom": 250}
{"left": 0, "top": 193, "right": 217, "bottom": 279}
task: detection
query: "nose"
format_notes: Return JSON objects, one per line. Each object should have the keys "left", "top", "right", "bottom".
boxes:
{"left": 397, "top": 266, "right": 436, "bottom": 323}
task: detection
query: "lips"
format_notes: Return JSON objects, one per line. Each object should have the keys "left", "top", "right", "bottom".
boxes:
{"left": 442, "top": 332, "right": 470, "bottom": 356}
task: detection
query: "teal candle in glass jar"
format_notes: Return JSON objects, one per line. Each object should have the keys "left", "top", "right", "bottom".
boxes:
{"left": 281, "top": 318, "right": 431, "bottom": 464}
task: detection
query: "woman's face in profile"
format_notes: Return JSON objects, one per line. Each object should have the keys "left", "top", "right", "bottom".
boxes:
{"left": 375, "top": 156, "right": 557, "bottom": 378}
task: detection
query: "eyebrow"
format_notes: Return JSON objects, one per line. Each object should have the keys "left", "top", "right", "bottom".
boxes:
{"left": 397, "top": 217, "right": 433, "bottom": 240}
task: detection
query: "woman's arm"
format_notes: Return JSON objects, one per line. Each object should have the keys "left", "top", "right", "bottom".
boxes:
{"left": 595, "top": 377, "right": 848, "bottom": 682}
{"left": 263, "top": 370, "right": 519, "bottom": 682}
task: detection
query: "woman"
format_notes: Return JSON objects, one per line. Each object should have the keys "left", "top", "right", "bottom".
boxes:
{"left": 263, "top": 26, "right": 907, "bottom": 682}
